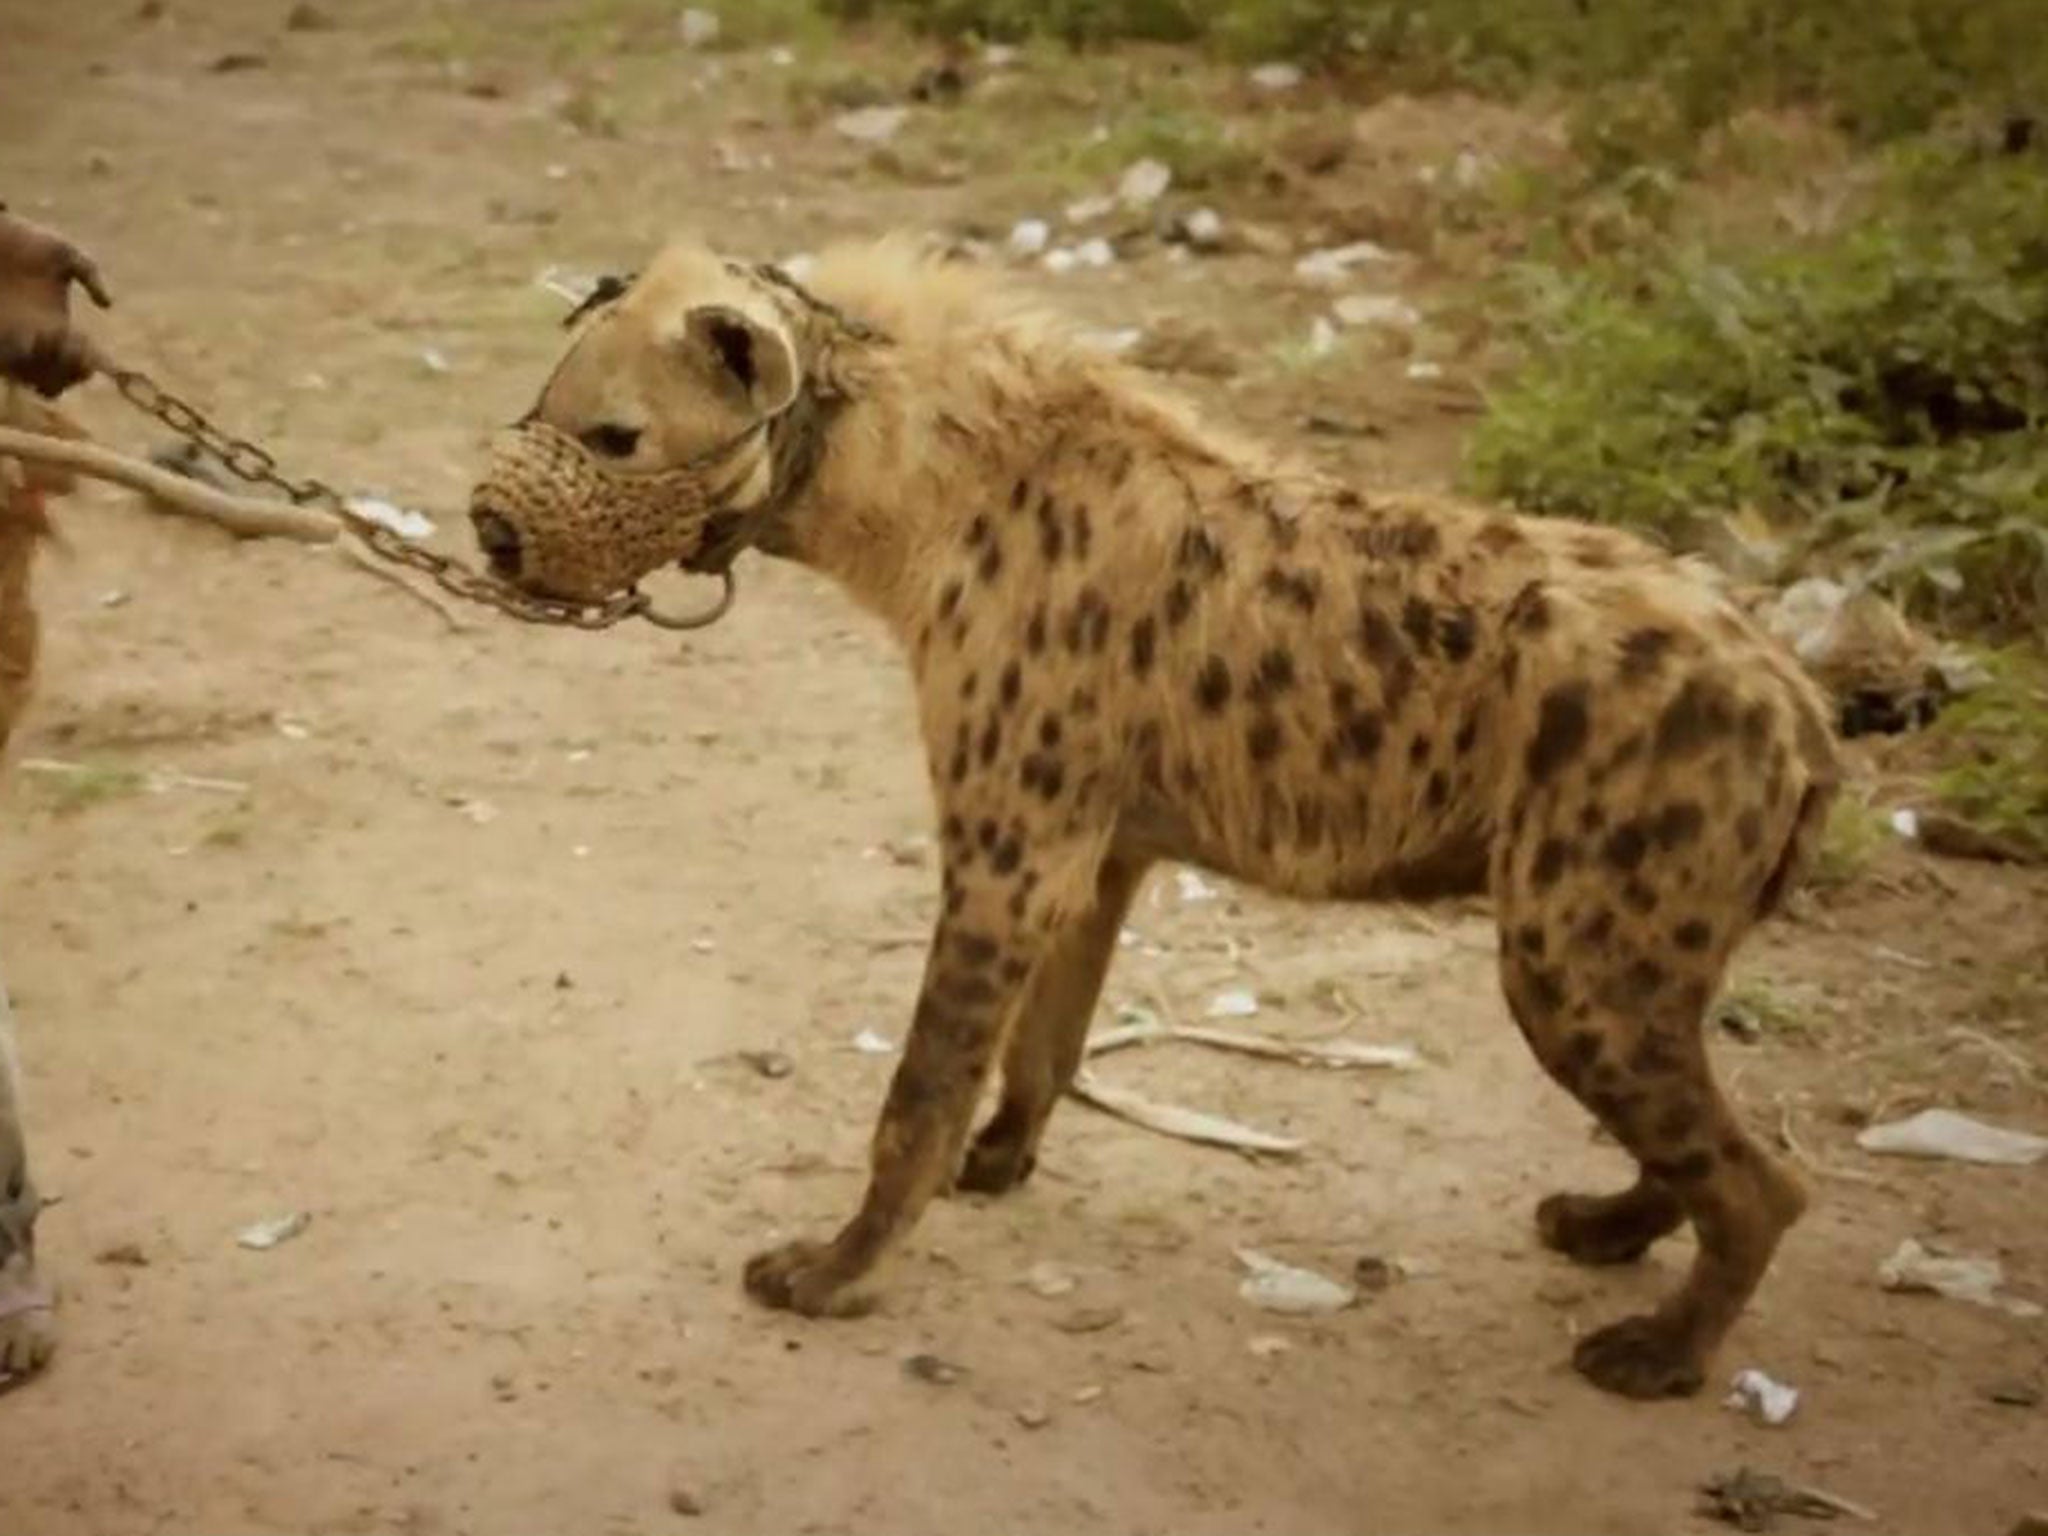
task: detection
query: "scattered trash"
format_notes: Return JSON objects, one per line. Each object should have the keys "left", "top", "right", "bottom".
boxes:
{"left": 1235, "top": 1249, "right": 1357, "bottom": 1315}
{"left": 1307, "top": 316, "right": 1339, "bottom": 358}
{"left": 1174, "top": 869, "right": 1220, "bottom": 903}
{"left": 343, "top": 495, "right": 435, "bottom": 541}
{"left": 1877, "top": 1238, "right": 2043, "bottom": 1318}
{"left": 94, "top": 1242, "right": 148, "bottom": 1267}
{"left": 1042, "top": 248, "right": 1079, "bottom": 275}
{"left": 1984, "top": 1379, "right": 2042, "bottom": 1408}
{"left": 1052, "top": 1305, "right": 1124, "bottom": 1335}
{"left": 1071, "top": 1384, "right": 1104, "bottom": 1405}
{"left": 851, "top": 1028, "right": 895, "bottom": 1056}
{"left": 880, "top": 835, "right": 929, "bottom": 868}
{"left": 1069, "top": 1069, "right": 1305, "bottom": 1157}
{"left": 1856, "top": 1108, "right": 2048, "bottom": 1166}
{"left": 1403, "top": 359, "right": 1444, "bottom": 381}
{"left": 1889, "top": 808, "right": 1920, "bottom": 840}
{"left": 1014, "top": 1404, "right": 1051, "bottom": 1429}
{"left": 275, "top": 716, "right": 311, "bottom": 741}
{"left": 738, "top": 1050, "right": 793, "bottom": 1080}
{"left": 1008, "top": 218, "right": 1050, "bottom": 257}
{"left": 1178, "top": 207, "right": 1225, "bottom": 252}
{"left": 1167, "top": 1025, "right": 1419, "bottom": 1072}
{"left": 1333, "top": 293, "right": 1421, "bottom": 330}
{"left": 1352, "top": 1255, "right": 1397, "bottom": 1292}
{"left": 1206, "top": 989, "right": 1261, "bottom": 1019}
{"left": 1075, "top": 236, "right": 1116, "bottom": 268}
{"left": 1248, "top": 62, "right": 1304, "bottom": 92}
{"left": 677, "top": 8, "right": 720, "bottom": 48}
{"left": 778, "top": 252, "right": 818, "bottom": 283}
{"left": 833, "top": 106, "right": 909, "bottom": 144}
{"left": 98, "top": 589, "right": 131, "bottom": 609}
{"left": 1294, "top": 241, "right": 1396, "bottom": 285}
{"left": 1723, "top": 1368, "right": 1800, "bottom": 1427}
{"left": 1118, "top": 157, "right": 1172, "bottom": 207}
{"left": 1064, "top": 193, "right": 1116, "bottom": 225}
{"left": 1246, "top": 1333, "right": 1291, "bottom": 1358}
{"left": 902, "top": 1352, "right": 966, "bottom": 1386}
{"left": 1023, "top": 1261, "right": 1077, "bottom": 1299}
{"left": 451, "top": 797, "right": 500, "bottom": 827}
{"left": 236, "top": 1211, "right": 310, "bottom": 1251}
{"left": 1699, "top": 1468, "right": 1876, "bottom": 1530}
{"left": 417, "top": 346, "right": 451, "bottom": 375}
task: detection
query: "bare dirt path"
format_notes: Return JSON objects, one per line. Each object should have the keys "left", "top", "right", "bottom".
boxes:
{"left": 3, "top": 5, "right": 2044, "bottom": 1533}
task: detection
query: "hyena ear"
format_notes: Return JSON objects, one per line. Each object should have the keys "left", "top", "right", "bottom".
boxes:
{"left": 679, "top": 303, "right": 799, "bottom": 416}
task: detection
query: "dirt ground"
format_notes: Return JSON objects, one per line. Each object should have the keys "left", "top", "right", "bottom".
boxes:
{"left": 3, "top": 4, "right": 2045, "bottom": 1533}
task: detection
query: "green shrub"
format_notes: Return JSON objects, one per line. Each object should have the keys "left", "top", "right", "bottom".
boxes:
{"left": 1465, "top": 151, "right": 2048, "bottom": 637}
{"left": 1931, "top": 652, "right": 2048, "bottom": 857}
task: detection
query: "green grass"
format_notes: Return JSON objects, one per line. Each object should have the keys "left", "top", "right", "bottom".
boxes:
{"left": 1930, "top": 651, "right": 2048, "bottom": 858}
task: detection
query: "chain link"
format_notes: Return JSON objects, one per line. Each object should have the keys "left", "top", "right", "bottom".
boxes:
{"left": 106, "top": 367, "right": 734, "bottom": 632}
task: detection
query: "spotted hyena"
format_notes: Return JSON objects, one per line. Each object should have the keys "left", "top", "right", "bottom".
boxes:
{"left": 467, "top": 236, "right": 1842, "bottom": 1399}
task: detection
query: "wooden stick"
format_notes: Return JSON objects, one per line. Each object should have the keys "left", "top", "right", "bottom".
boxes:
{"left": 0, "top": 424, "right": 338, "bottom": 544}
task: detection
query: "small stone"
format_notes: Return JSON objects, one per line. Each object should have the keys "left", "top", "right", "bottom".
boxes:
{"left": 1247, "top": 1334, "right": 1290, "bottom": 1358}
{"left": 1117, "top": 158, "right": 1171, "bottom": 208}
{"left": 903, "top": 1352, "right": 965, "bottom": 1385}
{"left": 209, "top": 51, "right": 268, "bottom": 72}
{"left": 1023, "top": 1261, "right": 1077, "bottom": 1298}
{"left": 1986, "top": 1379, "right": 2042, "bottom": 1408}
{"left": 1008, "top": 218, "right": 1050, "bottom": 257}
{"left": 739, "top": 1050, "right": 794, "bottom": 1080}
{"left": 1053, "top": 1306, "right": 1124, "bottom": 1335}
{"left": 1064, "top": 194, "right": 1116, "bottom": 225}
{"left": 677, "top": 8, "right": 720, "bottom": 48}
{"left": 1074, "top": 237, "right": 1116, "bottom": 269}
{"left": 284, "top": 1, "right": 334, "bottom": 30}
{"left": 1014, "top": 1404, "right": 1051, "bottom": 1429}
{"left": 1536, "top": 1277, "right": 1585, "bottom": 1308}
{"left": 1353, "top": 1255, "right": 1396, "bottom": 1292}
{"left": 1071, "top": 1384, "right": 1104, "bottom": 1405}
{"left": 1180, "top": 207, "right": 1225, "bottom": 251}
{"left": 834, "top": 106, "right": 909, "bottom": 144}
{"left": 94, "top": 1242, "right": 149, "bottom": 1267}
{"left": 668, "top": 1485, "right": 705, "bottom": 1517}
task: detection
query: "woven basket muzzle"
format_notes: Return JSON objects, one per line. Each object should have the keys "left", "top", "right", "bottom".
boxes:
{"left": 468, "top": 420, "right": 757, "bottom": 602}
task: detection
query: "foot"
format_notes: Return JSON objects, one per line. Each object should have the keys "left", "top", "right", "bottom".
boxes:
{"left": 954, "top": 1131, "right": 1036, "bottom": 1196}
{"left": 1536, "top": 1183, "right": 1684, "bottom": 1266}
{"left": 1571, "top": 1312, "right": 1705, "bottom": 1399}
{"left": 742, "top": 1238, "right": 877, "bottom": 1319}
{"left": 0, "top": 1252, "right": 55, "bottom": 1388}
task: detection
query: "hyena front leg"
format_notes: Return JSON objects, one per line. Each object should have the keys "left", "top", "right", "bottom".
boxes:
{"left": 744, "top": 839, "right": 1105, "bottom": 1317}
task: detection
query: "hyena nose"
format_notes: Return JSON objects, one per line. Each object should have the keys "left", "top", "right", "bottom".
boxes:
{"left": 471, "top": 508, "right": 523, "bottom": 579}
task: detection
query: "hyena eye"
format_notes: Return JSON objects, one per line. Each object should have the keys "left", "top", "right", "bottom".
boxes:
{"left": 581, "top": 424, "right": 641, "bottom": 458}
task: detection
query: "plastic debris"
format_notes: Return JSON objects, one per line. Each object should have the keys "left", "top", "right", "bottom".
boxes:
{"left": 1856, "top": 1108, "right": 2048, "bottom": 1166}
{"left": 236, "top": 1212, "right": 310, "bottom": 1251}
{"left": 833, "top": 106, "right": 908, "bottom": 144}
{"left": 851, "top": 1028, "right": 895, "bottom": 1056}
{"left": 1042, "top": 248, "right": 1079, "bottom": 275}
{"left": 1206, "top": 989, "right": 1261, "bottom": 1019}
{"left": 1333, "top": 293, "right": 1422, "bottom": 329}
{"left": 1723, "top": 1368, "right": 1800, "bottom": 1427}
{"left": 677, "top": 8, "right": 719, "bottom": 47}
{"left": 1308, "top": 316, "right": 1339, "bottom": 358}
{"left": 902, "top": 1353, "right": 965, "bottom": 1385}
{"left": 1877, "top": 1238, "right": 2043, "bottom": 1318}
{"left": 1294, "top": 241, "right": 1396, "bottom": 284}
{"left": 738, "top": 1050, "right": 793, "bottom": 1080}
{"left": 1007, "top": 218, "right": 1050, "bottom": 257}
{"left": 1118, "top": 158, "right": 1172, "bottom": 207}
{"left": 1249, "top": 61, "right": 1303, "bottom": 91}
{"left": 344, "top": 495, "right": 435, "bottom": 541}
{"left": 1075, "top": 236, "right": 1116, "bottom": 268}
{"left": 418, "top": 346, "right": 451, "bottom": 375}
{"left": 452, "top": 797, "right": 499, "bottom": 826}
{"left": 1246, "top": 1333, "right": 1291, "bottom": 1358}
{"left": 1179, "top": 207, "right": 1225, "bottom": 251}
{"left": 1889, "top": 808, "right": 1920, "bottom": 840}
{"left": 1174, "top": 869, "right": 1219, "bottom": 903}
{"left": 1235, "top": 1249, "right": 1357, "bottom": 1315}
{"left": 1070, "top": 1069, "right": 1305, "bottom": 1157}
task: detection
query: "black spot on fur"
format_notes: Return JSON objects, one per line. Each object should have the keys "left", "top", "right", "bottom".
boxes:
{"left": 1454, "top": 716, "right": 1479, "bottom": 756}
{"left": 976, "top": 818, "right": 998, "bottom": 850}
{"left": 977, "top": 541, "right": 1003, "bottom": 582}
{"left": 1579, "top": 908, "right": 1615, "bottom": 945}
{"left": 1507, "top": 582, "right": 1550, "bottom": 634}
{"left": 978, "top": 718, "right": 1002, "bottom": 765}
{"left": 960, "top": 671, "right": 979, "bottom": 701}
{"left": 999, "top": 662, "right": 1023, "bottom": 710}
{"left": 1653, "top": 801, "right": 1705, "bottom": 849}
{"left": 991, "top": 837, "right": 1023, "bottom": 875}
{"left": 1655, "top": 676, "right": 1738, "bottom": 761}
{"left": 1129, "top": 616, "right": 1157, "bottom": 676}
{"left": 1426, "top": 769, "right": 1450, "bottom": 809}
{"left": 1250, "top": 648, "right": 1296, "bottom": 702}
{"left": 1163, "top": 580, "right": 1195, "bottom": 627}
{"left": 1621, "top": 878, "right": 1659, "bottom": 914}
{"left": 1347, "top": 515, "right": 1441, "bottom": 561}
{"left": 1021, "top": 752, "right": 1065, "bottom": 800}
{"left": 1402, "top": 597, "right": 1436, "bottom": 654}
{"left": 1408, "top": 734, "right": 1432, "bottom": 766}
{"left": 1009, "top": 479, "right": 1030, "bottom": 512}
{"left": 1532, "top": 838, "right": 1571, "bottom": 890}
{"left": 1516, "top": 923, "right": 1547, "bottom": 955}
{"left": 1736, "top": 808, "right": 1764, "bottom": 852}
{"left": 1438, "top": 605, "right": 1477, "bottom": 662}
{"left": 938, "top": 579, "right": 964, "bottom": 620}
{"left": 1037, "top": 497, "right": 1065, "bottom": 562}
{"left": 1177, "top": 525, "right": 1226, "bottom": 578}
{"left": 1195, "top": 656, "right": 1233, "bottom": 713}
{"left": 1476, "top": 518, "right": 1525, "bottom": 554}
{"left": 1039, "top": 714, "right": 1063, "bottom": 749}
{"left": 1603, "top": 820, "right": 1649, "bottom": 872}
{"left": 1527, "top": 683, "right": 1592, "bottom": 784}
{"left": 1026, "top": 604, "right": 1048, "bottom": 654}
{"left": 1261, "top": 566, "right": 1320, "bottom": 614}
{"left": 1620, "top": 627, "right": 1675, "bottom": 681}
{"left": 1338, "top": 712, "right": 1384, "bottom": 761}
{"left": 952, "top": 931, "right": 999, "bottom": 968}
{"left": 1674, "top": 919, "right": 1713, "bottom": 951}
{"left": 1071, "top": 506, "right": 1093, "bottom": 560}
{"left": 1247, "top": 716, "right": 1284, "bottom": 763}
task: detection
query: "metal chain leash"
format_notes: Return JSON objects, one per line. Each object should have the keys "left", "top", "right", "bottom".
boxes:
{"left": 106, "top": 367, "right": 734, "bottom": 632}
